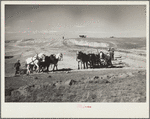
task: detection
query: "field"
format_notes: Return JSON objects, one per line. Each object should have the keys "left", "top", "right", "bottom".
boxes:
{"left": 4, "top": 37, "right": 147, "bottom": 102}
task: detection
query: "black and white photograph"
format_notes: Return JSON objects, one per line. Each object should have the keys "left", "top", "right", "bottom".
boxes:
{"left": 1, "top": 1, "right": 149, "bottom": 118}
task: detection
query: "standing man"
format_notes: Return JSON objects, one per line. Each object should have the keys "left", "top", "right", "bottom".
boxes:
{"left": 108, "top": 47, "right": 114, "bottom": 60}
{"left": 111, "top": 47, "right": 115, "bottom": 60}
{"left": 107, "top": 48, "right": 113, "bottom": 66}
{"left": 14, "top": 60, "right": 21, "bottom": 76}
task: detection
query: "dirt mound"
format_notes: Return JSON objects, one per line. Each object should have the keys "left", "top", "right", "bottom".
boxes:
{"left": 64, "top": 79, "right": 77, "bottom": 86}
{"left": 126, "top": 72, "right": 134, "bottom": 77}
{"left": 137, "top": 70, "right": 146, "bottom": 75}
{"left": 5, "top": 56, "right": 14, "bottom": 59}
{"left": 89, "top": 79, "right": 110, "bottom": 84}
{"left": 83, "top": 76, "right": 110, "bottom": 84}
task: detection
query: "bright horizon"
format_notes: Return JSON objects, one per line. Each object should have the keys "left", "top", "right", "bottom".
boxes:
{"left": 5, "top": 5, "right": 146, "bottom": 40}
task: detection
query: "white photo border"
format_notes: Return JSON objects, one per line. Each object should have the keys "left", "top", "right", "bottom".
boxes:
{"left": 1, "top": 1, "right": 149, "bottom": 118}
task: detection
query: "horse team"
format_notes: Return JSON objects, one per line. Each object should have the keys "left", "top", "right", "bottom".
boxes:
{"left": 25, "top": 53, "right": 63, "bottom": 75}
{"left": 25, "top": 48, "right": 114, "bottom": 75}
{"left": 76, "top": 49, "right": 114, "bottom": 69}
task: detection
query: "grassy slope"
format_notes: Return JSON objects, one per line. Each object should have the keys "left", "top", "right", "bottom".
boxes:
{"left": 5, "top": 69, "right": 146, "bottom": 102}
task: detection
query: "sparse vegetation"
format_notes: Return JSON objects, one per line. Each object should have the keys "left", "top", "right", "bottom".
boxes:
{"left": 5, "top": 70, "right": 146, "bottom": 102}
{"left": 5, "top": 37, "right": 146, "bottom": 102}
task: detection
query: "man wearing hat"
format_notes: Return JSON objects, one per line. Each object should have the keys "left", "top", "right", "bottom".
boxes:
{"left": 14, "top": 60, "right": 21, "bottom": 76}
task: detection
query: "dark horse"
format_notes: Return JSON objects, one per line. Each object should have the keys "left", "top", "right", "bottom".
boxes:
{"left": 88, "top": 53, "right": 96, "bottom": 68}
{"left": 39, "top": 53, "right": 63, "bottom": 72}
{"left": 76, "top": 51, "right": 89, "bottom": 69}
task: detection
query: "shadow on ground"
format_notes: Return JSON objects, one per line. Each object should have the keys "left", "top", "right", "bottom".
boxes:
{"left": 20, "top": 68, "right": 27, "bottom": 74}
{"left": 89, "top": 65, "right": 125, "bottom": 69}
{"left": 49, "top": 68, "right": 73, "bottom": 72}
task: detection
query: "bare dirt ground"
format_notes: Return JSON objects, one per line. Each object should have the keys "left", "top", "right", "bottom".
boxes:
{"left": 5, "top": 37, "right": 147, "bottom": 102}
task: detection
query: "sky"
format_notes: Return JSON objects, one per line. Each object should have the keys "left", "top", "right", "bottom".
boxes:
{"left": 5, "top": 5, "right": 146, "bottom": 40}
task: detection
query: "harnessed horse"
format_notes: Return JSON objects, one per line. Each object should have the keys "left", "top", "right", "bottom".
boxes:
{"left": 76, "top": 51, "right": 89, "bottom": 69}
{"left": 39, "top": 53, "right": 63, "bottom": 71}
{"left": 50, "top": 53, "right": 63, "bottom": 71}
{"left": 25, "top": 53, "right": 46, "bottom": 74}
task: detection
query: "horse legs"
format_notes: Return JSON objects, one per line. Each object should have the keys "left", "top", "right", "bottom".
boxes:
{"left": 52, "top": 65, "right": 55, "bottom": 71}
{"left": 89, "top": 61, "right": 92, "bottom": 68}
{"left": 54, "top": 64, "right": 58, "bottom": 71}
{"left": 86, "top": 62, "right": 88, "bottom": 69}
{"left": 85, "top": 62, "right": 87, "bottom": 69}
{"left": 83, "top": 62, "right": 86, "bottom": 69}
{"left": 56, "top": 64, "right": 58, "bottom": 70}
{"left": 80, "top": 62, "right": 82, "bottom": 69}
{"left": 78, "top": 61, "right": 80, "bottom": 70}
{"left": 90, "top": 61, "right": 92, "bottom": 68}
{"left": 26, "top": 65, "right": 29, "bottom": 75}
{"left": 35, "top": 64, "right": 39, "bottom": 73}
{"left": 31, "top": 65, "right": 34, "bottom": 72}
{"left": 26, "top": 64, "right": 30, "bottom": 75}
{"left": 46, "top": 65, "right": 50, "bottom": 72}
{"left": 112, "top": 53, "right": 114, "bottom": 60}
{"left": 53, "top": 64, "right": 56, "bottom": 71}
{"left": 50, "top": 64, "right": 53, "bottom": 68}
